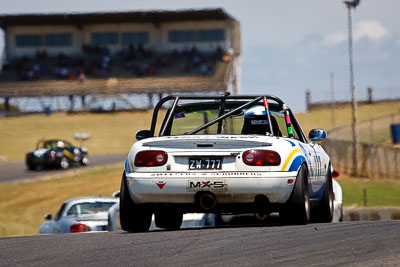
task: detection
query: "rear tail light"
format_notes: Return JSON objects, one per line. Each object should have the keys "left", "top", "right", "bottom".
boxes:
{"left": 242, "top": 150, "right": 281, "bottom": 166}
{"left": 70, "top": 223, "right": 90, "bottom": 233}
{"left": 49, "top": 151, "right": 56, "bottom": 158}
{"left": 26, "top": 154, "right": 32, "bottom": 159}
{"left": 134, "top": 151, "right": 168, "bottom": 167}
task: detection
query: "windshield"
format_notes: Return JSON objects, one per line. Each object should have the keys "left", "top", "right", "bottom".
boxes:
{"left": 38, "top": 140, "right": 72, "bottom": 149}
{"left": 168, "top": 105, "right": 298, "bottom": 139}
{"left": 67, "top": 202, "right": 116, "bottom": 216}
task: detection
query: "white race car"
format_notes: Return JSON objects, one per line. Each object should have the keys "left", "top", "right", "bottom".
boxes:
{"left": 38, "top": 197, "right": 118, "bottom": 234}
{"left": 120, "top": 94, "right": 336, "bottom": 232}
{"left": 332, "top": 179, "right": 343, "bottom": 222}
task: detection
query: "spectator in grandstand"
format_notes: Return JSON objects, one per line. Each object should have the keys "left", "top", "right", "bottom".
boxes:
{"left": 214, "top": 46, "right": 224, "bottom": 61}
{"left": 181, "top": 63, "right": 191, "bottom": 73}
{"left": 222, "top": 53, "right": 231, "bottom": 62}
{"left": 200, "top": 64, "right": 208, "bottom": 75}
{"left": 222, "top": 48, "right": 234, "bottom": 63}
{"left": 200, "top": 64, "right": 213, "bottom": 76}
{"left": 102, "top": 55, "right": 111, "bottom": 71}
{"left": 68, "top": 71, "right": 75, "bottom": 80}
{"left": 54, "top": 67, "right": 69, "bottom": 79}
{"left": 26, "top": 68, "right": 35, "bottom": 80}
{"left": 32, "top": 64, "right": 41, "bottom": 78}
{"left": 192, "top": 54, "right": 202, "bottom": 66}
{"left": 147, "top": 64, "right": 156, "bottom": 75}
{"left": 78, "top": 69, "right": 88, "bottom": 84}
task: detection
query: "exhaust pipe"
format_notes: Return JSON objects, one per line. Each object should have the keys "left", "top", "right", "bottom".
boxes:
{"left": 196, "top": 192, "right": 217, "bottom": 211}
{"left": 254, "top": 195, "right": 270, "bottom": 222}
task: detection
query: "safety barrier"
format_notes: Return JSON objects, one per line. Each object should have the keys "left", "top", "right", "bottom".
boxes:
{"left": 323, "top": 139, "right": 400, "bottom": 179}
{"left": 343, "top": 207, "right": 400, "bottom": 221}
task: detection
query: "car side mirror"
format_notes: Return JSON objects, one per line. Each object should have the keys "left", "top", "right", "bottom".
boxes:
{"left": 136, "top": 130, "right": 151, "bottom": 141}
{"left": 309, "top": 129, "right": 327, "bottom": 142}
{"left": 44, "top": 214, "right": 52, "bottom": 221}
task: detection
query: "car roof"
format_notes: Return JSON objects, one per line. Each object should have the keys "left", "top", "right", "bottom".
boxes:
{"left": 63, "top": 196, "right": 118, "bottom": 205}
{"left": 40, "top": 139, "right": 71, "bottom": 144}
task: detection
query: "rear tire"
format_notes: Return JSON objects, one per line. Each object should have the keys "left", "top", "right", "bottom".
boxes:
{"left": 339, "top": 204, "right": 344, "bottom": 222}
{"left": 119, "top": 172, "right": 152, "bottom": 232}
{"left": 311, "top": 169, "right": 334, "bottom": 223}
{"left": 155, "top": 208, "right": 183, "bottom": 230}
{"left": 280, "top": 164, "right": 310, "bottom": 225}
{"left": 27, "top": 164, "right": 35, "bottom": 171}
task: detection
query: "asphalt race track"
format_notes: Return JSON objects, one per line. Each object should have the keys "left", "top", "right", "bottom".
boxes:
{"left": 0, "top": 154, "right": 126, "bottom": 184}
{"left": 0, "top": 221, "right": 399, "bottom": 266}
{"left": 1, "top": 155, "right": 399, "bottom": 266}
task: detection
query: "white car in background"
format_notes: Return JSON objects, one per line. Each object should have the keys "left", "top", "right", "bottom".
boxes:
{"left": 38, "top": 197, "right": 118, "bottom": 234}
{"left": 332, "top": 178, "right": 343, "bottom": 222}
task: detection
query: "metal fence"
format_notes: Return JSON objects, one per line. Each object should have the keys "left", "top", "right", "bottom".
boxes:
{"left": 323, "top": 139, "right": 400, "bottom": 179}
{"left": 328, "top": 112, "right": 400, "bottom": 144}
{"left": 306, "top": 87, "right": 400, "bottom": 111}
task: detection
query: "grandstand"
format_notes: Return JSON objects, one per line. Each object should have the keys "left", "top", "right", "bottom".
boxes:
{"left": 0, "top": 9, "right": 240, "bottom": 112}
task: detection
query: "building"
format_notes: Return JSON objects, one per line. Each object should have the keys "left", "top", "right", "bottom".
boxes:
{"left": 0, "top": 9, "right": 241, "bottom": 112}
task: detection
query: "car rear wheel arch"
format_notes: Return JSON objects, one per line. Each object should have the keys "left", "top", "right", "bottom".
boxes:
{"left": 280, "top": 163, "right": 310, "bottom": 225}
{"left": 311, "top": 164, "right": 334, "bottom": 223}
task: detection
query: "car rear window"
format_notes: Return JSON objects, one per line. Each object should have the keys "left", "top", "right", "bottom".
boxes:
{"left": 67, "top": 202, "right": 116, "bottom": 215}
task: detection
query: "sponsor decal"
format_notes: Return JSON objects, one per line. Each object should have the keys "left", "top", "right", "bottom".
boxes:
{"left": 149, "top": 172, "right": 262, "bottom": 177}
{"left": 63, "top": 150, "right": 75, "bottom": 160}
{"left": 156, "top": 181, "right": 166, "bottom": 190}
{"left": 250, "top": 120, "right": 268, "bottom": 125}
{"left": 186, "top": 180, "right": 227, "bottom": 192}
{"left": 174, "top": 113, "right": 185, "bottom": 119}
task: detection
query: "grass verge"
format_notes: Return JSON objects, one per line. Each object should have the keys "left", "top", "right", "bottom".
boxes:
{"left": 0, "top": 110, "right": 156, "bottom": 162}
{"left": 337, "top": 175, "right": 400, "bottom": 207}
{"left": 1, "top": 101, "right": 398, "bottom": 162}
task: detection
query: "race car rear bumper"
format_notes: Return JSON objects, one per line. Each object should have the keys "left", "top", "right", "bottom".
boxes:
{"left": 125, "top": 171, "right": 297, "bottom": 205}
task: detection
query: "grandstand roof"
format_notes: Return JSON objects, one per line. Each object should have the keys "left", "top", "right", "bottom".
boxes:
{"left": 0, "top": 9, "right": 236, "bottom": 28}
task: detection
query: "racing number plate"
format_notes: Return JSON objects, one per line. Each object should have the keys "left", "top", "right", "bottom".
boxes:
{"left": 188, "top": 157, "right": 222, "bottom": 170}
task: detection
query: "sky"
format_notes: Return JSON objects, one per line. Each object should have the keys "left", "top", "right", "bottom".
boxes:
{"left": 1, "top": 0, "right": 399, "bottom": 112}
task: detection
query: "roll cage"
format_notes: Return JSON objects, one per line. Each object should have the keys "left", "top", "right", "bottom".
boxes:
{"left": 147, "top": 94, "right": 308, "bottom": 143}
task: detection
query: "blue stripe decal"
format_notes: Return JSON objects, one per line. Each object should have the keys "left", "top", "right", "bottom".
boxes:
{"left": 288, "top": 155, "right": 306, "bottom": 171}
{"left": 285, "top": 140, "right": 296, "bottom": 147}
{"left": 125, "top": 158, "right": 131, "bottom": 173}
